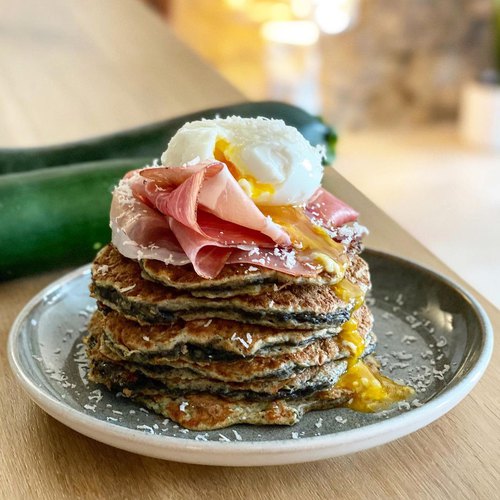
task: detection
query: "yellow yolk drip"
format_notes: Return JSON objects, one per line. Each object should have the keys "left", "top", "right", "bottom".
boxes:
{"left": 214, "top": 139, "right": 275, "bottom": 200}
{"left": 260, "top": 205, "right": 348, "bottom": 274}
{"left": 336, "top": 319, "right": 414, "bottom": 413}
{"left": 338, "top": 362, "right": 414, "bottom": 412}
{"left": 332, "top": 279, "right": 366, "bottom": 311}
{"left": 337, "top": 318, "right": 365, "bottom": 367}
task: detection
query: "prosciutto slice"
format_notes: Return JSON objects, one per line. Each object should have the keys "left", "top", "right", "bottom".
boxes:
{"left": 306, "top": 188, "right": 359, "bottom": 228}
{"left": 140, "top": 163, "right": 290, "bottom": 246}
{"left": 110, "top": 172, "right": 189, "bottom": 265}
{"left": 111, "top": 162, "right": 294, "bottom": 278}
{"left": 168, "top": 218, "right": 233, "bottom": 278}
{"left": 110, "top": 162, "right": 360, "bottom": 279}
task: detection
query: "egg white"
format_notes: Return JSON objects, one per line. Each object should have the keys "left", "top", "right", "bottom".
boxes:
{"left": 161, "top": 116, "right": 324, "bottom": 206}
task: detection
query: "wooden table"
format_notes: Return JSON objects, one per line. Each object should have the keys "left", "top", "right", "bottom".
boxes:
{"left": 0, "top": 1, "right": 498, "bottom": 498}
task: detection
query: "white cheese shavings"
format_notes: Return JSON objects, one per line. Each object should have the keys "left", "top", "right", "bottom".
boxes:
{"left": 436, "top": 336, "right": 448, "bottom": 348}
{"left": 88, "top": 389, "right": 103, "bottom": 403}
{"left": 401, "top": 335, "right": 417, "bottom": 344}
{"left": 113, "top": 171, "right": 141, "bottom": 207}
{"left": 95, "top": 265, "right": 109, "bottom": 275}
{"left": 137, "top": 425, "right": 155, "bottom": 434}
{"left": 231, "top": 332, "right": 250, "bottom": 349}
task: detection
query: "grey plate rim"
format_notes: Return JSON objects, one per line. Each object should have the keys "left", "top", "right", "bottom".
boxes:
{"left": 7, "top": 250, "right": 494, "bottom": 466}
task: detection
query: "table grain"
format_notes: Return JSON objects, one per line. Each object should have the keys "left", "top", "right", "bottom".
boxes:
{"left": 0, "top": 1, "right": 498, "bottom": 498}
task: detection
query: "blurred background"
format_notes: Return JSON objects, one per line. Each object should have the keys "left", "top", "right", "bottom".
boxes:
{"left": 142, "top": 0, "right": 500, "bottom": 307}
{"left": 147, "top": 0, "right": 494, "bottom": 128}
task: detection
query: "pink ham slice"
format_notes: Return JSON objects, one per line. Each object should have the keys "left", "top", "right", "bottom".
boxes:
{"left": 306, "top": 188, "right": 359, "bottom": 228}
{"left": 111, "top": 163, "right": 296, "bottom": 278}
{"left": 168, "top": 218, "right": 233, "bottom": 278}
{"left": 110, "top": 163, "right": 358, "bottom": 279}
{"left": 140, "top": 162, "right": 291, "bottom": 246}
{"left": 110, "top": 171, "right": 189, "bottom": 265}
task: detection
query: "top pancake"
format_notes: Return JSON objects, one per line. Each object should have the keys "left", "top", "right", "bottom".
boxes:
{"left": 140, "top": 255, "right": 348, "bottom": 298}
{"left": 91, "top": 245, "right": 371, "bottom": 329}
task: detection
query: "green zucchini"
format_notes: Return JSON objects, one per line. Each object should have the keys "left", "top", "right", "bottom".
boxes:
{"left": 0, "top": 101, "right": 338, "bottom": 280}
{"left": 0, "top": 158, "right": 147, "bottom": 280}
{"left": 0, "top": 101, "right": 337, "bottom": 174}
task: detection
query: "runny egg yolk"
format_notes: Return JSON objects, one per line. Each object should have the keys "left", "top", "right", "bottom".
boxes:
{"left": 215, "top": 138, "right": 347, "bottom": 273}
{"left": 336, "top": 318, "right": 414, "bottom": 412}
{"left": 214, "top": 139, "right": 275, "bottom": 201}
{"left": 260, "top": 205, "right": 349, "bottom": 274}
{"left": 332, "top": 279, "right": 366, "bottom": 311}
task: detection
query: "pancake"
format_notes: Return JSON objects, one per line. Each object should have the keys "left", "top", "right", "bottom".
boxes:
{"left": 85, "top": 325, "right": 355, "bottom": 430}
{"left": 92, "top": 310, "right": 344, "bottom": 360}
{"left": 87, "top": 307, "right": 374, "bottom": 381}
{"left": 87, "top": 353, "right": 349, "bottom": 400}
{"left": 86, "top": 355, "right": 383, "bottom": 431}
{"left": 88, "top": 377, "right": 350, "bottom": 430}
{"left": 140, "top": 255, "right": 349, "bottom": 298}
{"left": 131, "top": 388, "right": 351, "bottom": 430}
{"left": 90, "top": 245, "right": 371, "bottom": 329}
{"left": 92, "top": 304, "right": 372, "bottom": 360}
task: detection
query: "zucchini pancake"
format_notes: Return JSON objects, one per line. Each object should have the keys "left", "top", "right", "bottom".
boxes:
{"left": 85, "top": 116, "right": 412, "bottom": 430}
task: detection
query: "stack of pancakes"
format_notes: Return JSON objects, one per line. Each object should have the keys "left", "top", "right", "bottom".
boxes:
{"left": 86, "top": 244, "right": 376, "bottom": 430}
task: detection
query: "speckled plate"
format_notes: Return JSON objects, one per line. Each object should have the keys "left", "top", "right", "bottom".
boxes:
{"left": 8, "top": 250, "right": 493, "bottom": 466}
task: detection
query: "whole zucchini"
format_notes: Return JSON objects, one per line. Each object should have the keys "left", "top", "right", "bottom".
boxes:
{"left": 0, "top": 101, "right": 337, "bottom": 174}
{"left": 0, "top": 158, "right": 148, "bottom": 280}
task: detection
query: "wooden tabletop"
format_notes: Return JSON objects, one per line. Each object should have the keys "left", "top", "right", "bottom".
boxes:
{"left": 0, "top": 1, "right": 498, "bottom": 498}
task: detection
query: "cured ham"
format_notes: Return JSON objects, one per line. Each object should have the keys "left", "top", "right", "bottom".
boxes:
{"left": 306, "top": 188, "right": 359, "bottom": 228}
{"left": 110, "top": 161, "right": 360, "bottom": 279}
{"left": 140, "top": 162, "right": 290, "bottom": 246}
{"left": 110, "top": 172, "right": 189, "bottom": 265}
{"left": 169, "top": 219, "right": 233, "bottom": 278}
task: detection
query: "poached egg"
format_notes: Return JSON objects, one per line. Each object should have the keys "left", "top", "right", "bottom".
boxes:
{"left": 161, "top": 116, "right": 324, "bottom": 206}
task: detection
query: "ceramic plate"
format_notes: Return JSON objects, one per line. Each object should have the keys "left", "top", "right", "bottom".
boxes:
{"left": 8, "top": 250, "right": 493, "bottom": 466}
